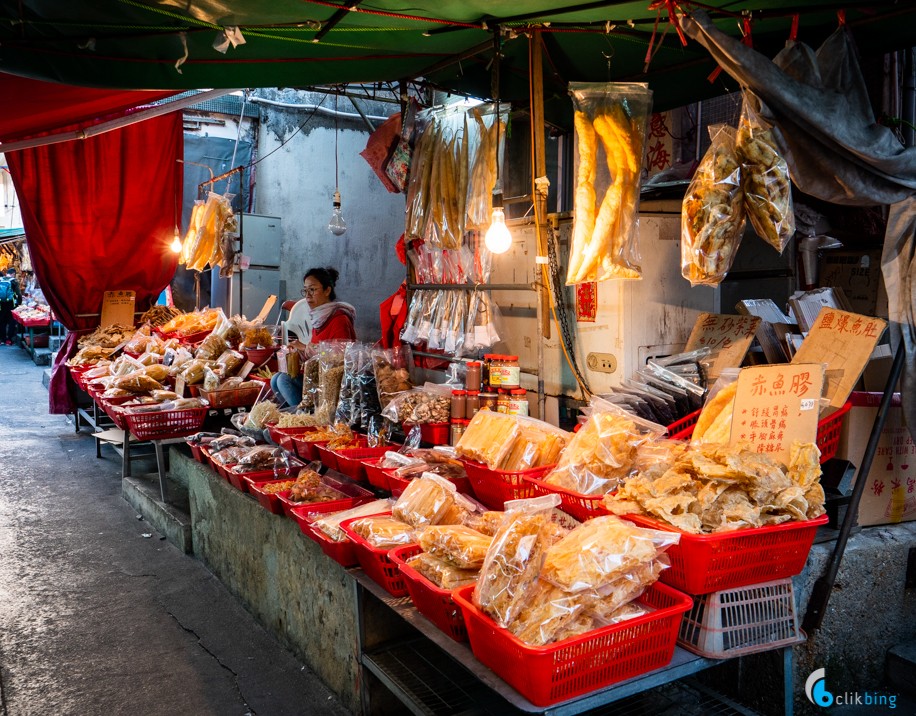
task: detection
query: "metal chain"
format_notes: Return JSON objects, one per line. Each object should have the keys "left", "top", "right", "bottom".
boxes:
{"left": 546, "top": 221, "right": 591, "bottom": 395}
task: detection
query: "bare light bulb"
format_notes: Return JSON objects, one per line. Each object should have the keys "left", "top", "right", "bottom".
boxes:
{"left": 328, "top": 189, "right": 347, "bottom": 236}
{"left": 170, "top": 226, "right": 183, "bottom": 253}
{"left": 484, "top": 195, "right": 511, "bottom": 254}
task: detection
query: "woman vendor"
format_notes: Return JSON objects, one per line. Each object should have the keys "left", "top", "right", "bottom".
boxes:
{"left": 270, "top": 266, "right": 356, "bottom": 407}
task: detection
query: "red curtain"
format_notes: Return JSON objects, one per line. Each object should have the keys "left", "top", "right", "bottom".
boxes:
{"left": 7, "top": 112, "right": 184, "bottom": 412}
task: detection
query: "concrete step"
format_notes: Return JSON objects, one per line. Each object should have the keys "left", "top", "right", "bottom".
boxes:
{"left": 122, "top": 473, "right": 192, "bottom": 554}
{"left": 887, "top": 641, "right": 916, "bottom": 697}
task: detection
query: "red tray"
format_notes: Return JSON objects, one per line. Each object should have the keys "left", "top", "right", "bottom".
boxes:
{"left": 390, "top": 545, "right": 469, "bottom": 642}
{"left": 339, "top": 513, "right": 414, "bottom": 597}
{"left": 523, "top": 475, "right": 609, "bottom": 522}
{"left": 461, "top": 460, "right": 553, "bottom": 510}
{"left": 452, "top": 582, "right": 692, "bottom": 707}
{"left": 402, "top": 421, "right": 451, "bottom": 446}
{"left": 289, "top": 435, "right": 331, "bottom": 462}
{"left": 671, "top": 401, "right": 851, "bottom": 464}
{"left": 123, "top": 406, "right": 208, "bottom": 441}
{"left": 266, "top": 424, "right": 317, "bottom": 451}
{"left": 293, "top": 502, "right": 361, "bottom": 567}
{"left": 277, "top": 473, "right": 374, "bottom": 518}
{"left": 248, "top": 479, "right": 298, "bottom": 515}
{"left": 622, "top": 513, "right": 829, "bottom": 595}
{"left": 228, "top": 463, "right": 301, "bottom": 493}
{"left": 333, "top": 446, "right": 392, "bottom": 483}
{"left": 188, "top": 442, "right": 205, "bottom": 463}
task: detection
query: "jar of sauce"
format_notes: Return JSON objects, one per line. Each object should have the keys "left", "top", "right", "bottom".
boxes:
{"left": 507, "top": 388, "right": 529, "bottom": 416}
{"left": 465, "top": 361, "right": 482, "bottom": 392}
{"left": 450, "top": 390, "right": 467, "bottom": 420}
{"left": 465, "top": 391, "right": 480, "bottom": 417}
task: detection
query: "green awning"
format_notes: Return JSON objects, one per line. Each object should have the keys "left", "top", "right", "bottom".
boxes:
{"left": 1, "top": 1, "right": 914, "bottom": 113}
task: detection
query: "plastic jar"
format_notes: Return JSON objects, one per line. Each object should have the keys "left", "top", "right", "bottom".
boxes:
{"left": 465, "top": 391, "right": 480, "bottom": 417}
{"left": 507, "top": 388, "right": 529, "bottom": 416}
{"left": 465, "top": 361, "right": 482, "bottom": 392}
{"left": 450, "top": 419, "right": 469, "bottom": 446}
{"left": 450, "top": 390, "right": 467, "bottom": 420}
{"left": 489, "top": 355, "right": 520, "bottom": 389}
{"left": 496, "top": 388, "right": 511, "bottom": 414}
{"left": 479, "top": 392, "right": 498, "bottom": 411}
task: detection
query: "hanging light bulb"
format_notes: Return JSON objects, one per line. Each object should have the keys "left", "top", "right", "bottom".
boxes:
{"left": 484, "top": 192, "right": 511, "bottom": 254}
{"left": 170, "top": 225, "right": 183, "bottom": 253}
{"left": 328, "top": 189, "right": 347, "bottom": 236}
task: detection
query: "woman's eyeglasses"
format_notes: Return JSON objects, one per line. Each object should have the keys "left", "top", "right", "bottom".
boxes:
{"left": 300, "top": 287, "right": 320, "bottom": 297}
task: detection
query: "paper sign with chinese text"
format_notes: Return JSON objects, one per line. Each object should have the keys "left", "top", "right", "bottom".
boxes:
{"left": 685, "top": 313, "right": 761, "bottom": 381}
{"left": 731, "top": 363, "right": 825, "bottom": 464}
{"left": 791, "top": 307, "right": 886, "bottom": 409}
{"left": 575, "top": 283, "right": 597, "bottom": 322}
{"left": 100, "top": 290, "right": 135, "bottom": 328}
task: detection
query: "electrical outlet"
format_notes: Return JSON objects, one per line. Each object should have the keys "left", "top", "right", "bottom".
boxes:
{"left": 586, "top": 352, "right": 617, "bottom": 374}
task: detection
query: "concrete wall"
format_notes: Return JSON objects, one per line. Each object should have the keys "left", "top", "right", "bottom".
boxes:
{"left": 253, "top": 89, "right": 407, "bottom": 342}
{"left": 179, "top": 456, "right": 363, "bottom": 713}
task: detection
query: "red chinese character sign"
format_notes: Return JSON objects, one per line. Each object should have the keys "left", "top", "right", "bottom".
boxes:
{"left": 731, "top": 363, "right": 825, "bottom": 464}
{"left": 791, "top": 307, "right": 887, "bottom": 409}
{"left": 575, "top": 282, "right": 597, "bottom": 322}
{"left": 684, "top": 312, "right": 761, "bottom": 381}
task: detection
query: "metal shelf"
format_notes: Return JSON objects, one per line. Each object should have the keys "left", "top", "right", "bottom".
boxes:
{"left": 352, "top": 569, "right": 733, "bottom": 716}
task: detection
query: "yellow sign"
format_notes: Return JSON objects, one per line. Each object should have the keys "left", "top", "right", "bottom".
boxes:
{"left": 100, "top": 290, "right": 135, "bottom": 328}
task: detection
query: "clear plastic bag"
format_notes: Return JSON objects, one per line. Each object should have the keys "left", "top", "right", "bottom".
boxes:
{"left": 417, "top": 524, "right": 493, "bottom": 569}
{"left": 407, "top": 552, "right": 479, "bottom": 589}
{"left": 736, "top": 95, "right": 795, "bottom": 254}
{"left": 466, "top": 104, "right": 509, "bottom": 230}
{"left": 381, "top": 385, "right": 451, "bottom": 425}
{"left": 350, "top": 515, "right": 417, "bottom": 549}
{"left": 455, "top": 411, "right": 569, "bottom": 471}
{"left": 391, "top": 473, "right": 458, "bottom": 528}
{"left": 473, "top": 494, "right": 562, "bottom": 627}
{"left": 371, "top": 346, "right": 413, "bottom": 409}
{"left": 540, "top": 515, "right": 679, "bottom": 593}
{"left": 231, "top": 446, "right": 290, "bottom": 475}
{"left": 314, "top": 341, "right": 347, "bottom": 424}
{"left": 681, "top": 124, "right": 746, "bottom": 287}
{"left": 312, "top": 499, "right": 395, "bottom": 542}
{"left": 566, "top": 82, "right": 652, "bottom": 284}
{"left": 544, "top": 397, "right": 666, "bottom": 496}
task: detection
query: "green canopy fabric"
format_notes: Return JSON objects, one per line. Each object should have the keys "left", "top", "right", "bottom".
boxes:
{"left": 1, "top": 1, "right": 914, "bottom": 112}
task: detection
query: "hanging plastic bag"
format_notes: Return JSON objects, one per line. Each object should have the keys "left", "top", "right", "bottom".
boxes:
{"left": 371, "top": 345, "right": 413, "bottom": 409}
{"left": 681, "top": 124, "right": 746, "bottom": 287}
{"left": 566, "top": 82, "right": 652, "bottom": 284}
{"left": 465, "top": 105, "right": 509, "bottom": 230}
{"left": 736, "top": 95, "right": 795, "bottom": 254}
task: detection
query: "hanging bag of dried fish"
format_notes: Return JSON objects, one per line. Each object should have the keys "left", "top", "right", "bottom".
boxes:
{"left": 736, "top": 95, "right": 796, "bottom": 254}
{"left": 465, "top": 105, "right": 509, "bottom": 231}
{"left": 566, "top": 83, "right": 653, "bottom": 285}
{"left": 681, "top": 125, "right": 747, "bottom": 287}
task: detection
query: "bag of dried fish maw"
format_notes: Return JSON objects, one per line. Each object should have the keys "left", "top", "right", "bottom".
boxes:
{"left": 681, "top": 125, "right": 746, "bottom": 287}
{"left": 736, "top": 95, "right": 795, "bottom": 254}
{"left": 418, "top": 524, "right": 492, "bottom": 569}
{"left": 465, "top": 105, "right": 509, "bottom": 231}
{"left": 349, "top": 515, "right": 417, "bottom": 549}
{"left": 566, "top": 82, "right": 652, "bottom": 285}
{"left": 392, "top": 473, "right": 458, "bottom": 528}
{"left": 456, "top": 411, "right": 568, "bottom": 471}
{"left": 540, "top": 515, "right": 678, "bottom": 593}
{"left": 473, "top": 494, "right": 564, "bottom": 627}
{"left": 406, "top": 552, "right": 480, "bottom": 589}
{"left": 544, "top": 397, "right": 666, "bottom": 496}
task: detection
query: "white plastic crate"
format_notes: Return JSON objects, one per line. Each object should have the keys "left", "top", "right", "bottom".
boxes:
{"left": 677, "top": 578, "right": 805, "bottom": 658}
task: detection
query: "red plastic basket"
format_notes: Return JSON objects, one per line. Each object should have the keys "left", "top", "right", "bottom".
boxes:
{"left": 386, "top": 472, "right": 474, "bottom": 499}
{"left": 314, "top": 443, "right": 340, "bottom": 471}
{"left": 188, "top": 442, "right": 205, "bottom": 463}
{"left": 452, "top": 582, "right": 692, "bottom": 707}
{"left": 293, "top": 502, "right": 362, "bottom": 567}
{"left": 523, "top": 475, "right": 609, "bottom": 522}
{"left": 364, "top": 459, "right": 393, "bottom": 492}
{"left": 333, "top": 446, "right": 395, "bottom": 483}
{"left": 340, "top": 513, "right": 414, "bottom": 597}
{"left": 622, "top": 513, "right": 829, "bottom": 595}
{"left": 248, "top": 479, "right": 297, "bottom": 515}
{"left": 99, "top": 395, "right": 142, "bottom": 431}
{"left": 228, "top": 463, "right": 301, "bottom": 493}
{"left": 266, "top": 425, "right": 317, "bottom": 451}
{"left": 670, "top": 401, "right": 851, "bottom": 464}
{"left": 461, "top": 460, "right": 553, "bottom": 510}
{"left": 667, "top": 410, "right": 701, "bottom": 440}
{"left": 289, "top": 435, "right": 331, "bottom": 462}
{"left": 123, "top": 406, "right": 208, "bottom": 441}
{"left": 403, "top": 422, "right": 451, "bottom": 446}
{"left": 277, "top": 474, "right": 374, "bottom": 518}
{"left": 390, "top": 545, "right": 469, "bottom": 642}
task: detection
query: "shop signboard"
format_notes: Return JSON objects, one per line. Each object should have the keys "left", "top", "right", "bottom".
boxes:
{"left": 684, "top": 312, "right": 760, "bottom": 381}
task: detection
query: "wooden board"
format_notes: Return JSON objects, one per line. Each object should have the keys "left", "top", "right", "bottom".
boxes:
{"left": 731, "top": 363, "right": 825, "bottom": 464}
{"left": 100, "top": 290, "right": 135, "bottom": 328}
{"left": 684, "top": 313, "right": 760, "bottom": 381}
{"left": 790, "top": 307, "right": 887, "bottom": 409}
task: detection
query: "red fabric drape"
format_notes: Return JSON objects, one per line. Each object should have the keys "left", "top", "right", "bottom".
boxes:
{"left": 7, "top": 112, "right": 184, "bottom": 412}
{"left": 0, "top": 73, "right": 177, "bottom": 143}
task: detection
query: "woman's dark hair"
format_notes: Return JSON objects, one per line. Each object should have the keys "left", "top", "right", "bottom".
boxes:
{"left": 304, "top": 266, "right": 339, "bottom": 301}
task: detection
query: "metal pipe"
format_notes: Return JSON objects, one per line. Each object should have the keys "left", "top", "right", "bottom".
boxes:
{"left": 247, "top": 95, "right": 389, "bottom": 122}
{"left": 347, "top": 95, "right": 377, "bottom": 132}
{"left": 407, "top": 283, "right": 536, "bottom": 291}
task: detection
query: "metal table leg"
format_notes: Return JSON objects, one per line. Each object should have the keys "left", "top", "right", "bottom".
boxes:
{"left": 784, "top": 647, "right": 794, "bottom": 716}
{"left": 122, "top": 430, "right": 131, "bottom": 478}
{"left": 154, "top": 441, "right": 169, "bottom": 503}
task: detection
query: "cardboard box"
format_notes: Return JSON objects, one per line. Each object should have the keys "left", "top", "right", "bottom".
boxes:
{"left": 837, "top": 391, "right": 916, "bottom": 526}
{"left": 817, "top": 250, "right": 882, "bottom": 316}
